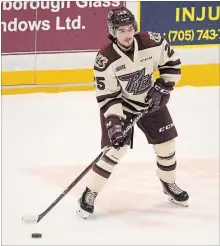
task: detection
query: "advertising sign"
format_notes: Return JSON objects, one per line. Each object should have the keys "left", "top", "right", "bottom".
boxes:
{"left": 141, "top": 1, "right": 220, "bottom": 46}
{"left": 1, "top": 1, "right": 125, "bottom": 54}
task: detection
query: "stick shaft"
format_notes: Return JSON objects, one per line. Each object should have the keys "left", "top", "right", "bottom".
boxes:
{"left": 37, "top": 106, "right": 149, "bottom": 223}
{"left": 37, "top": 153, "right": 102, "bottom": 222}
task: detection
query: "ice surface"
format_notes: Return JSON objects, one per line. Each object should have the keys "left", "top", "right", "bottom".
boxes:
{"left": 2, "top": 86, "right": 219, "bottom": 245}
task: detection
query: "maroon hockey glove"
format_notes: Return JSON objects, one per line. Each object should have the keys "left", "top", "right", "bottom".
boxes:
{"left": 145, "top": 78, "right": 175, "bottom": 113}
{"left": 105, "top": 115, "right": 125, "bottom": 147}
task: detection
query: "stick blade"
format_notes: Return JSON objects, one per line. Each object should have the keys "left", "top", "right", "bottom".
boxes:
{"left": 22, "top": 214, "right": 39, "bottom": 224}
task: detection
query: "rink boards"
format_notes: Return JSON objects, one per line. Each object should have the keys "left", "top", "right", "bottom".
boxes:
{"left": 1, "top": 1, "right": 219, "bottom": 94}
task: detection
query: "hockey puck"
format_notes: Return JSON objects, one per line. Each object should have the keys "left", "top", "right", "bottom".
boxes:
{"left": 31, "top": 233, "right": 42, "bottom": 239}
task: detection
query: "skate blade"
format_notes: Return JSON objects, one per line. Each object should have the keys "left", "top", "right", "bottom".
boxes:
{"left": 76, "top": 207, "right": 91, "bottom": 219}
{"left": 168, "top": 196, "right": 188, "bottom": 207}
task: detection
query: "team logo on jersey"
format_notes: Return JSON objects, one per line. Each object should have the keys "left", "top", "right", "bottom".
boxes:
{"left": 148, "top": 32, "right": 161, "bottom": 43}
{"left": 94, "top": 53, "right": 108, "bottom": 69}
{"left": 118, "top": 68, "right": 153, "bottom": 95}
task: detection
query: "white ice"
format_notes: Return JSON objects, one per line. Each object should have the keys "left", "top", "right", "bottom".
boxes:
{"left": 2, "top": 86, "right": 219, "bottom": 245}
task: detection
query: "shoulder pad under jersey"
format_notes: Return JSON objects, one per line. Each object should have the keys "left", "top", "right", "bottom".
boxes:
{"left": 94, "top": 42, "right": 121, "bottom": 72}
{"left": 135, "top": 31, "right": 163, "bottom": 50}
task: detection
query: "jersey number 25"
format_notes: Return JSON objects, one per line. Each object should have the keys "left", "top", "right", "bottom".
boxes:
{"left": 94, "top": 77, "right": 105, "bottom": 90}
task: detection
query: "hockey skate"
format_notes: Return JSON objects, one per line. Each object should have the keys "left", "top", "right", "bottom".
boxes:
{"left": 76, "top": 187, "right": 97, "bottom": 219}
{"left": 160, "top": 179, "right": 189, "bottom": 207}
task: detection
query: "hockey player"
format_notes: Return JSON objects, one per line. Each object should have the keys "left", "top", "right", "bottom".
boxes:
{"left": 77, "top": 7, "right": 189, "bottom": 219}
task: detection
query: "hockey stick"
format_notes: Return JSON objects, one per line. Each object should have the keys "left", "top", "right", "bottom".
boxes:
{"left": 22, "top": 101, "right": 152, "bottom": 224}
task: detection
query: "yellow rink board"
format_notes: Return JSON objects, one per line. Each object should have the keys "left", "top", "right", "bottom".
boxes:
{"left": 2, "top": 63, "right": 220, "bottom": 95}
